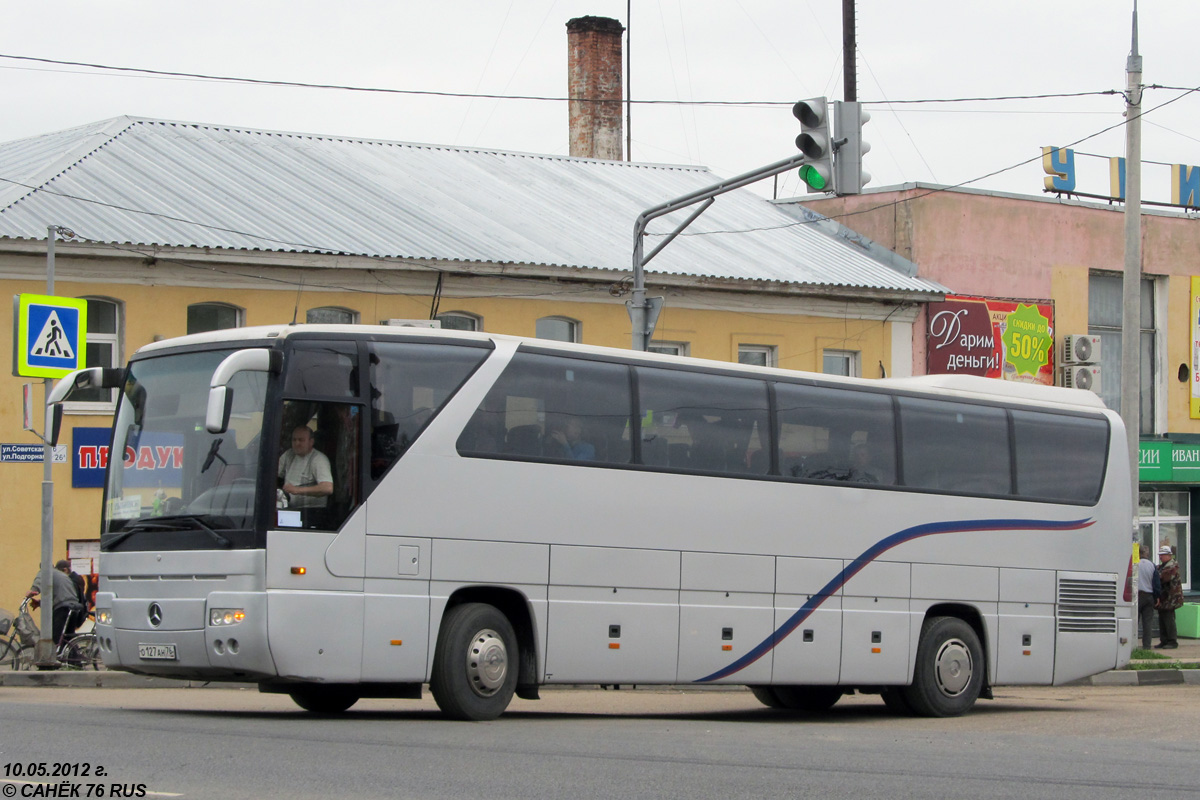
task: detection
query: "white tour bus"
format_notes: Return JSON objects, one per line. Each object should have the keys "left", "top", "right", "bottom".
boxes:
{"left": 53, "top": 324, "right": 1133, "bottom": 720}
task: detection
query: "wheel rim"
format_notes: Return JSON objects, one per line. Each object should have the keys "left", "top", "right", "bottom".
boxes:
{"left": 933, "top": 637, "right": 973, "bottom": 696}
{"left": 466, "top": 628, "right": 508, "bottom": 697}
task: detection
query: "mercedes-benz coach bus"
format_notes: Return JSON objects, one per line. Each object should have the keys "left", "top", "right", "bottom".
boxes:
{"left": 51, "top": 324, "right": 1132, "bottom": 720}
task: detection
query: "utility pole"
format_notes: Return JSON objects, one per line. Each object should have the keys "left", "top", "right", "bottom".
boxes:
{"left": 1121, "top": 3, "right": 1143, "bottom": 538}
{"left": 35, "top": 225, "right": 59, "bottom": 668}
{"left": 843, "top": 0, "right": 856, "bottom": 102}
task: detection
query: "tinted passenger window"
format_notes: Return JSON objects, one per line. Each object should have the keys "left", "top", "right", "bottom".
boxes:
{"left": 369, "top": 342, "right": 488, "bottom": 479}
{"left": 899, "top": 398, "right": 1011, "bottom": 495}
{"left": 284, "top": 342, "right": 358, "bottom": 397}
{"left": 458, "top": 352, "right": 632, "bottom": 465}
{"left": 636, "top": 368, "right": 769, "bottom": 475}
{"left": 776, "top": 384, "right": 895, "bottom": 485}
{"left": 1012, "top": 410, "right": 1108, "bottom": 503}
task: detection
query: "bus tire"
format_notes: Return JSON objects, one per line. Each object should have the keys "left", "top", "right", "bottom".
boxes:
{"left": 288, "top": 686, "right": 360, "bottom": 714}
{"left": 773, "top": 685, "right": 843, "bottom": 713}
{"left": 430, "top": 603, "right": 518, "bottom": 721}
{"left": 903, "top": 616, "right": 983, "bottom": 718}
{"left": 748, "top": 686, "right": 786, "bottom": 709}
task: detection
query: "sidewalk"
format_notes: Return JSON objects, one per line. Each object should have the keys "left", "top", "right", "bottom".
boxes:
{"left": 2, "top": 641, "right": 1198, "bottom": 689}
{"left": 1089, "top": 636, "right": 1200, "bottom": 687}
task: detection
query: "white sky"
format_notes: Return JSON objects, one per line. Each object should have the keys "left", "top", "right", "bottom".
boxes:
{"left": 2, "top": 1, "right": 1198, "bottom": 203}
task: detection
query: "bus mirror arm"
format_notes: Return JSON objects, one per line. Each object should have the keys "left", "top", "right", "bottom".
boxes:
{"left": 45, "top": 367, "right": 126, "bottom": 446}
{"left": 205, "top": 349, "right": 280, "bottom": 434}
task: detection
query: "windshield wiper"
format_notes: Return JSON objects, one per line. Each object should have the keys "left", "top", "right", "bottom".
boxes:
{"left": 104, "top": 514, "right": 234, "bottom": 549}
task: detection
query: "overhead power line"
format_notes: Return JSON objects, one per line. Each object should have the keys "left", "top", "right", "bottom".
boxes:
{"left": 0, "top": 52, "right": 1144, "bottom": 108}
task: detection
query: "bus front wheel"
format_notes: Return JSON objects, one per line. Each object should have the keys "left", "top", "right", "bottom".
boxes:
{"left": 903, "top": 616, "right": 983, "bottom": 717}
{"left": 430, "top": 603, "right": 519, "bottom": 721}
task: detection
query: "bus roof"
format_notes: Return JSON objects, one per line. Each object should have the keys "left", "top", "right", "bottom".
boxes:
{"left": 135, "top": 324, "right": 1108, "bottom": 412}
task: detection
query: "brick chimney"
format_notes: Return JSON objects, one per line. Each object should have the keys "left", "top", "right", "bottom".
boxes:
{"left": 566, "top": 16, "right": 625, "bottom": 160}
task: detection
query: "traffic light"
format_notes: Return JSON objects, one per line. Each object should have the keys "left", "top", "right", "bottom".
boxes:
{"left": 793, "top": 97, "right": 833, "bottom": 194}
{"left": 833, "top": 101, "right": 872, "bottom": 195}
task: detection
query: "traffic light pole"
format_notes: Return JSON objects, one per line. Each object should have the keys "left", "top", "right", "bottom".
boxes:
{"left": 630, "top": 152, "right": 810, "bottom": 350}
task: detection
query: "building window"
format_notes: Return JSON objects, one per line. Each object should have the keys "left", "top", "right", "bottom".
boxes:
{"left": 307, "top": 307, "right": 358, "bottom": 325}
{"left": 1089, "top": 273, "right": 1155, "bottom": 434}
{"left": 737, "top": 345, "right": 776, "bottom": 368}
{"left": 1138, "top": 491, "right": 1189, "bottom": 591}
{"left": 436, "top": 312, "right": 481, "bottom": 332}
{"left": 187, "top": 303, "right": 242, "bottom": 335}
{"left": 536, "top": 316, "right": 580, "bottom": 343}
{"left": 648, "top": 341, "right": 689, "bottom": 357}
{"left": 822, "top": 349, "right": 860, "bottom": 377}
{"left": 68, "top": 297, "right": 121, "bottom": 407}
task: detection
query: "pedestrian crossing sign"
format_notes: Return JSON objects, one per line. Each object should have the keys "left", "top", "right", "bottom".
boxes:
{"left": 13, "top": 294, "right": 88, "bottom": 378}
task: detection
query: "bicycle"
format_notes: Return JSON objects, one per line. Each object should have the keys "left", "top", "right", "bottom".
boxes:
{"left": 7, "top": 596, "right": 102, "bottom": 670}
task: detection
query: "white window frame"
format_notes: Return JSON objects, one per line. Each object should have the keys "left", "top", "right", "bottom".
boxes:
{"left": 648, "top": 341, "right": 689, "bottom": 357}
{"left": 737, "top": 344, "right": 777, "bottom": 368}
{"left": 1138, "top": 490, "right": 1190, "bottom": 591}
{"left": 187, "top": 302, "right": 244, "bottom": 335}
{"left": 822, "top": 349, "right": 861, "bottom": 377}
{"left": 436, "top": 312, "right": 482, "bottom": 332}
{"left": 64, "top": 296, "right": 122, "bottom": 415}
{"left": 536, "top": 316, "right": 581, "bottom": 343}
{"left": 306, "top": 306, "right": 359, "bottom": 325}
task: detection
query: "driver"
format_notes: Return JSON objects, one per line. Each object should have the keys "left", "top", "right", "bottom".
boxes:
{"left": 277, "top": 426, "right": 333, "bottom": 508}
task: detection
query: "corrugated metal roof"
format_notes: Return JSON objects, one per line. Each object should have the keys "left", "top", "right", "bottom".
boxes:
{"left": 0, "top": 116, "right": 945, "bottom": 295}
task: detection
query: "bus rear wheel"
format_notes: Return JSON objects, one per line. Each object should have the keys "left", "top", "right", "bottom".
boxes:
{"left": 288, "top": 686, "right": 360, "bottom": 714}
{"left": 430, "top": 603, "right": 519, "bottom": 721}
{"left": 902, "top": 616, "right": 983, "bottom": 717}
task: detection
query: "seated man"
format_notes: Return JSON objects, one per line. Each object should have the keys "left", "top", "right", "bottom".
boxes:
{"left": 278, "top": 425, "right": 334, "bottom": 508}
{"left": 546, "top": 417, "right": 595, "bottom": 461}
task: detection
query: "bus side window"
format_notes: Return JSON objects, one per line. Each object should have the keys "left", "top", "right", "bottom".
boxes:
{"left": 369, "top": 342, "right": 488, "bottom": 479}
{"left": 635, "top": 368, "right": 769, "bottom": 477}
{"left": 775, "top": 383, "right": 896, "bottom": 486}
{"left": 899, "top": 397, "right": 1010, "bottom": 495}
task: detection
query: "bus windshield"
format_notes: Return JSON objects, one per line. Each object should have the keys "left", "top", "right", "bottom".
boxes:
{"left": 103, "top": 348, "right": 268, "bottom": 550}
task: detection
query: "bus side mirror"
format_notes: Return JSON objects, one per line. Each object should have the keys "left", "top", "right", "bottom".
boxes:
{"left": 46, "top": 367, "right": 126, "bottom": 446}
{"left": 205, "top": 349, "right": 280, "bottom": 434}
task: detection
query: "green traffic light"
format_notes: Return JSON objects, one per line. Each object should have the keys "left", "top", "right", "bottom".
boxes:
{"left": 799, "top": 164, "right": 827, "bottom": 191}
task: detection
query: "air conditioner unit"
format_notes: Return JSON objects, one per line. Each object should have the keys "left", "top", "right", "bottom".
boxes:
{"left": 1062, "top": 364, "right": 1102, "bottom": 392}
{"left": 1061, "top": 334, "right": 1101, "bottom": 365}
{"left": 381, "top": 319, "right": 441, "bottom": 328}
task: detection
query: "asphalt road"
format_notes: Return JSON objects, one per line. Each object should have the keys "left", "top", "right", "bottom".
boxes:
{"left": 1, "top": 685, "right": 1198, "bottom": 800}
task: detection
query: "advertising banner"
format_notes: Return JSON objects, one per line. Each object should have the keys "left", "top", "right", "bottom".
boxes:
{"left": 926, "top": 295, "right": 1055, "bottom": 384}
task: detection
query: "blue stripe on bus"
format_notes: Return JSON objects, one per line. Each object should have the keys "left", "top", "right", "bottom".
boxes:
{"left": 693, "top": 517, "right": 1095, "bottom": 683}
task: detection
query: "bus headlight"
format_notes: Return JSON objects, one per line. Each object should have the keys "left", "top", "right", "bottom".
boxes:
{"left": 209, "top": 608, "right": 246, "bottom": 627}
{"left": 96, "top": 608, "right": 112, "bottom": 625}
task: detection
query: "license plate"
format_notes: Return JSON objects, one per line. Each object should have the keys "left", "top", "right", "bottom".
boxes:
{"left": 138, "top": 643, "right": 177, "bottom": 660}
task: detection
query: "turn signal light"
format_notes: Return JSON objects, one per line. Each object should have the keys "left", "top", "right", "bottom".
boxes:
{"left": 291, "top": 566, "right": 307, "bottom": 575}
{"left": 210, "top": 608, "right": 246, "bottom": 626}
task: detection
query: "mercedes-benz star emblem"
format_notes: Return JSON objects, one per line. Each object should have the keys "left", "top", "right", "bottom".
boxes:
{"left": 148, "top": 603, "right": 163, "bottom": 627}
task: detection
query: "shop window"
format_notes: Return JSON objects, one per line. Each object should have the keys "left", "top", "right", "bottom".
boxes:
{"left": 187, "top": 302, "right": 242, "bottom": 334}
{"left": 1138, "top": 491, "right": 1190, "bottom": 590}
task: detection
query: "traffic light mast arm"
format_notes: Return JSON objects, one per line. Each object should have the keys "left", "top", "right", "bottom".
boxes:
{"left": 630, "top": 152, "right": 811, "bottom": 351}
